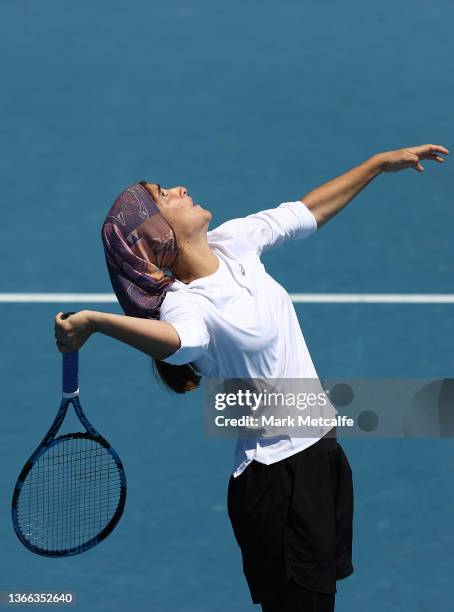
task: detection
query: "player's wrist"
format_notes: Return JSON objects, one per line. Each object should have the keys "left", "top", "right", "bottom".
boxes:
{"left": 83, "top": 310, "right": 99, "bottom": 335}
{"left": 370, "top": 152, "right": 387, "bottom": 174}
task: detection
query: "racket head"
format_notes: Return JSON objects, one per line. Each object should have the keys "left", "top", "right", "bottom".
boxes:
{"left": 12, "top": 424, "right": 127, "bottom": 557}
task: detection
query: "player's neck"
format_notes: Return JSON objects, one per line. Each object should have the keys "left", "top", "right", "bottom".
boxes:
{"left": 173, "top": 240, "right": 219, "bottom": 285}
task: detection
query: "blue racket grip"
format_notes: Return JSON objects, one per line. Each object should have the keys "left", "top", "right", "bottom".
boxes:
{"left": 61, "top": 312, "right": 79, "bottom": 395}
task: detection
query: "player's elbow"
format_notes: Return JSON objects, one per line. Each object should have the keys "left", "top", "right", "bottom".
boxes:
{"left": 151, "top": 323, "right": 182, "bottom": 361}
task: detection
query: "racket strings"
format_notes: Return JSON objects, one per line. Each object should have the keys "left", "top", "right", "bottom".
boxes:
{"left": 16, "top": 437, "right": 123, "bottom": 553}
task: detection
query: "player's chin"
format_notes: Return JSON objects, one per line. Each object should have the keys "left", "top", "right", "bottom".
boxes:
{"left": 196, "top": 205, "right": 212, "bottom": 220}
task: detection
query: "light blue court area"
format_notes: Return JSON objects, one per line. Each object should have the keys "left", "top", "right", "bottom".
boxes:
{"left": 1, "top": 0, "right": 454, "bottom": 610}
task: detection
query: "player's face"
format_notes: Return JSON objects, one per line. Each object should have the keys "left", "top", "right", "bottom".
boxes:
{"left": 141, "top": 182, "right": 212, "bottom": 237}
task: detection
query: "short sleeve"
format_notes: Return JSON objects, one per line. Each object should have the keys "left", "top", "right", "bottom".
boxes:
{"left": 159, "top": 295, "right": 210, "bottom": 366}
{"left": 242, "top": 201, "right": 317, "bottom": 255}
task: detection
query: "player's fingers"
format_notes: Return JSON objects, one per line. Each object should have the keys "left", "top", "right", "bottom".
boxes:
{"left": 416, "top": 149, "right": 447, "bottom": 160}
{"left": 430, "top": 144, "right": 449, "bottom": 154}
{"left": 54, "top": 312, "right": 71, "bottom": 336}
{"left": 54, "top": 313, "right": 64, "bottom": 334}
{"left": 411, "top": 144, "right": 449, "bottom": 156}
{"left": 423, "top": 153, "right": 446, "bottom": 162}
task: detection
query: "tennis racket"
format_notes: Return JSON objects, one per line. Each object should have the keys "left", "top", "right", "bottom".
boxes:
{"left": 12, "top": 312, "right": 127, "bottom": 556}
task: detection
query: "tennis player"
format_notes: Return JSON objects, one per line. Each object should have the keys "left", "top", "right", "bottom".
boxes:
{"left": 55, "top": 143, "right": 448, "bottom": 611}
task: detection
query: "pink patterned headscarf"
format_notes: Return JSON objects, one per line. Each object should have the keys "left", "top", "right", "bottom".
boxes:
{"left": 101, "top": 182, "right": 179, "bottom": 320}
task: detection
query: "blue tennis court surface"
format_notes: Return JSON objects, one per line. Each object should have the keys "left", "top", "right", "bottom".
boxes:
{"left": 1, "top": 1, "right": 453, "bottom": 610}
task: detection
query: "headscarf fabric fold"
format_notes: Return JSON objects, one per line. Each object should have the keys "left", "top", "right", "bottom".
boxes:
{"left": 101, "top": 183, "right": 179, "bottom": 320}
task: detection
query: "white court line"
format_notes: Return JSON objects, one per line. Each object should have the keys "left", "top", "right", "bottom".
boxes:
{"left": 290, "top": 294, "right": 454, "bottom": 304}
{"left": 0, "top": 293, "right": 454, "bottom": 304}
{"left": 0, "top": 294, "right": 118, "bottom": 303}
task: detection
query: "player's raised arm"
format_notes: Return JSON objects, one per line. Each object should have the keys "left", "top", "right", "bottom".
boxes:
{"left": 300, "top": 144, "right": 449, "bottom": 228}
{"left": 54, "top": 310, "right": 181, "bottom": 361}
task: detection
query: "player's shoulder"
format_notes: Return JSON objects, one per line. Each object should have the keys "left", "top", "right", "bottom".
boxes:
{"left": 207, "top": 216, "right": 245, "bottom": 241}
{"left": 206, "top": 214, "right": 261, "bottom": 257}
{"left": 206, "top": 202, "right": 306, "bottom": 242}
{"left": 160, "top": 283, "right": 203, "bottom": 316}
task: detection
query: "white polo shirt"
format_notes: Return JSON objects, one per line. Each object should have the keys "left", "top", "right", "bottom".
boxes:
{"left": 160, "top": 200, "right": 332, "bottom": 477}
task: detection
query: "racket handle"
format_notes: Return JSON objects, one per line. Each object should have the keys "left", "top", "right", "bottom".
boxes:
{"left": 61, "top": 312, "right": 79, "bottom": 396}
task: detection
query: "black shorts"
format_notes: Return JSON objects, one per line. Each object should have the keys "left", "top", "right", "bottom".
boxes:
{"left": 227, "top": 430, "right": 354, "bottom": 605}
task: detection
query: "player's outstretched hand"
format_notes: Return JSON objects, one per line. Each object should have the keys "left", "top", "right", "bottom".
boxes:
{"left": 379, "top": 144, "right": 449, "bottom": 173}
{"left": 54, "top": 310, "right": 93, "bottom": 353}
